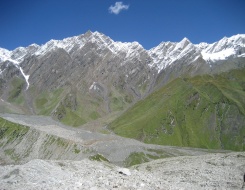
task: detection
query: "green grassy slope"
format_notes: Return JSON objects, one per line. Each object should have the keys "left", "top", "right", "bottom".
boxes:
{"left": 35, "top": 89, "right": 102, "bottom": 127}
{"left": 34, "top": 86, "right": 130, "bottom": 127}
{"left": 0, "top": 117, "right": 29, "bottom": 148}
{"left": 110, "top": 68, "right": 245, "bottom": 151}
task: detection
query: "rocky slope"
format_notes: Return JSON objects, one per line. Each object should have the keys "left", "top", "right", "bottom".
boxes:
{"left": 0, "top": 152, "right": 244, "bottom": 190}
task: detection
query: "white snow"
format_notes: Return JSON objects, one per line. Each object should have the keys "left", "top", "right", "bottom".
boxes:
{"left": 196, "top": 42, "right": 209, "bottom": 50}
{"left": 19, "top": 67, "right": 30, "bottom": 90}
{"left": 199, "top": 34, "right": 245, "bottom": 62}
{"left": 238, "top": 53, "right": 245, "bottom": 57}
{"left": 173, "top": 37, "right": 190, "bottom": 51}
{"left": 148, "top": 38, "right": 197, "bottom": 73}
{"left": 87, "top": 31, "right": 144, "bottom": 59}
{"left": 201, "top": 48, "right": 236, "bottom": 61}
{"left": 0, "top": 48, "right": 11, "bottom": 62}
{"left": 0, "top": 47, "right": 26, "bottom": 65}
{"left": 0, "top": 49, "right": 30, "bottom": 90}
{"left": 148, "top": 42, "right": 176, "bottom": 72}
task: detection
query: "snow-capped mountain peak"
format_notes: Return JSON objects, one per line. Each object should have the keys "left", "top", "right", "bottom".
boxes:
{"left": 0, "top": 48, "right": 11, "bottom": 63}
{"left": 200, "top": 34, "right": 245, "bottom": 62}
{"left": 174, "top": 37, "right": 191, "bottom": 51}
{"left": 0, "top": 31, "right": 145, "bottom": 65}
{"left": 204, "top": 34, "right": 245, "bottom": 53}
{"left": 0, "top": 31, "right": 148, "bottom": 89}
{"left": 148, "top": 34, "right": 245, "bottom": 72}
{"left": 148, "top": 37, "right": 199, "bottom": 72}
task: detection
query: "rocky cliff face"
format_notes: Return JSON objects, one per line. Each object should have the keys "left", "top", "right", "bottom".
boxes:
{"left": 0, "top": 31, "right": 244, "bottom": 126}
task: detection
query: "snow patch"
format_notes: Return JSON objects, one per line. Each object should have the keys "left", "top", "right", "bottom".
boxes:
{"left": 89, "top": 82, "right": 98, "bottom": 91}
{"left": 238, "top": 53, "right": 245, "bottom": 57}
{"left": 0, "top": 48, "right": 11, "bottom": 62}
{"left": 201, "top": 48, "right": 235, "bottom": 61}
{"left": 19, "top": 67, "right": 30, "bottom": 90}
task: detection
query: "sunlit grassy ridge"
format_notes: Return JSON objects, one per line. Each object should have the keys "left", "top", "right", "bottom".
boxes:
{"left": 110, "top": 68, "right": 245, "bottom": 151}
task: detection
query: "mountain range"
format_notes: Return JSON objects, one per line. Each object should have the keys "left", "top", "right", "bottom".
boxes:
{"left": 0, "top": 31, "right": 245, "bottom": 150}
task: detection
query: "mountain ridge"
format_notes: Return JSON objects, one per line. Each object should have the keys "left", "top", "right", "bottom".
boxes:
{"left": 0, "top": 31, "right": 245, "bottom": 141}
{"left": 1, "top": 31, "right": 245, "bottom": 93}
{"left": 1, "top": 31, "right": 244, "bottom": 69}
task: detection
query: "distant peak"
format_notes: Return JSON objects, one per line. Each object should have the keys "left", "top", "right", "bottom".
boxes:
{"left": 29, "top": 43, "right": 39, "bottom": 47}
{"left": 84, "top": 30, "right": 93, "bottom": 37}
{"left": 174, "top": 37, "right": 191, "bottom": 50}
{"left": 0, "top": 47, "right": 10, "bottom": 53}
{"left": 180, "top": 37, "right": 191, "bottom": 44}
{"left": 83, "top": 30, "right": 107, "bottom": 41}
{"left": 93, "top": 31, "right": 103, "bottom": 36}
{"left": 182, "top": 37, "right": 190, "bottom": 41}
{"left": 227, "top": 34, "right": 245, "bottom": 39}
{"left": 86, "top": 30, "right": 93, "bottom": 34}
{"left": 228, "top": 34, "right": 245, "bottom": 44}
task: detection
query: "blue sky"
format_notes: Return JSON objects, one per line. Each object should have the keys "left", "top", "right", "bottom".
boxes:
{"left": 1, "top": 0, "right": 245, "bottom": 50}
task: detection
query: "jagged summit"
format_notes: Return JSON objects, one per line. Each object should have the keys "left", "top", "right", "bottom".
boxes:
{"left": 200, "top": 34, "right": 245, "bottom": 62}
{"left": 0, "top": 31, "right": 147, "bottom": 64}
{"left": 176, "top": 37, "right": 191, "bottom": 49}
{"left": 1, "top": 32, "right": 244, "bottom": 67}
{"left": 148, "top": 37, "right": 197, "bottom": 72}
{"left": 148, "top": 34, "right": 245, "bottom": 71}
